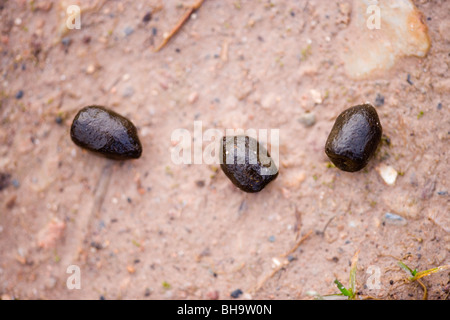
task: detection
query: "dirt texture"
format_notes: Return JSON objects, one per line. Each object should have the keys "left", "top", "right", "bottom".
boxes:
{"left": 0, "top": 0, "right": 449, "bottom": 300}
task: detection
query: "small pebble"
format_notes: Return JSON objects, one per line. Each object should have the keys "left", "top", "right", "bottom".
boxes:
{"left": 55, "top": 116, "right": 63, "bottom": 125}
{"left": 376, "top": 164, "right": 398, "bottom": 185}
{"left": 298, "top": 112, "right": 316, "bottom": 127}
{"left": 310, "top": 89, "right": 322, "bottom": 104}
{"left": 230, "top": 289, "right": 243, "bottom": 299}
{"left": 268, "top": 235, "right": 276, "bottom": 242}
{"left": 384, "top": 212, "right": 407, "bottom": 226}
{"left": 15, "top": 90, "right": 24, "bottom": 99}
{"left": 122, "top": 86, "right": 134, "bottom": 98}
{"left": 437, "top": 102, "right": 442, "bottom": 110}
{"left": 188, "top": 92, "right": 199, "bottom": 104}
{"left": 61, "top": 37, "right": 72, "bottom": 47}
{"left": 206, "top": 290, "right": 219, "bottom": 300}
{"left": 86, "top": 64, "right": 96, "bottom": 74}
{"left": 11, "top": 179, "right": 20, "bottom": 188}
{"left": 437, "top": 191, "right": 448, "bottom": 196}
{"left": 124, "top": 26, "right": 134, "bottom": 36}
{"left": 374, "top": 93, "right": 385, "bottom": 107}
{"left": 407, "top": 74, "right": 414, "bottom": 85}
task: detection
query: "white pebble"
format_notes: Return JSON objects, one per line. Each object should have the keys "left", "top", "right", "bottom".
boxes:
{"left": 376, "top": 164, "right": 398, "bottom": 185}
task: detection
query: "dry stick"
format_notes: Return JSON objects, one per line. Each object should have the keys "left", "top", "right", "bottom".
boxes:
{"left": 154, "top": 0, "right": 206, "bottom": 52}
{"left": 60, "top": 162, "right": 113, "bottom": 269}
{"left": 251, "top": 230, "right": 313, "bottom": 293}
{"left": 282, "top": 230, "right": 313, "bottom": 257}
{"left": 417, "top": 279, "right": 428, "bottom": 300}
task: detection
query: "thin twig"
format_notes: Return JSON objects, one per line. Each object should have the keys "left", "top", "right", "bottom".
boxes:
{"left": 282, "top": 229, "right": 313, "bottom": 257}
{"left": 154, "top": 0, "right": 206, "bottom": 52}
{"left": 251, "top": 230, "right": 313, "bottom": 293}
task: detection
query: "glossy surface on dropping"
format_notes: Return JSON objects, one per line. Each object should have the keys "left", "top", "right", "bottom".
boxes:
{"left": 70, "top": 106, "right": 142, "bottom": 160}
{"left": 325, "top": 104, "right": 382, "bottom": 172}
{"left": 220, "top": 135, "right": 278, "bottom": 193}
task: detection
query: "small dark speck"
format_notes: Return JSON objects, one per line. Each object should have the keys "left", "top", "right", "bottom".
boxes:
{"left": 142, "top": 11, "right": 152, "bottom": 23}
{"left": 175, "top": 48, "right": 181, "bottom": 53}
{"left": 257, "top": 35, "right": 264, "bottom": 42}
{"left": 195, "top": 180, "right": 205, "bottom": 187}
{"left": 437, "top": 102, "right": 442, "bottom": 110}
{"left": 111, "top": 218, "right": 118, "bottom": 223}
{"left": 390, "top": 280, "right": 394, "bottom": 285}
{"left": 268, "top": 235, "right": 276, "bottom": 242}
{"left": 15, "top": 90, "right": 24, "bottom": 99}
{"left": 61, "top": 37, "right": 72, "bottom": 47}
{"left": 55, "top": 116, "right": 63, "bottom": 125}
{"left": 127, "top": 197, "right": 132, "bottom": 203}
{"left": 152, "top": 27, "right": 158, "bottom": 36}
{"left": 134, "top": 259, "right": 140, "bottom": 264}
{"left": 427, "top": 17, "right": 431, "bottom": 21}
{"left": 90, "top": 241, "right": 103, "bottom": 250}
{"left": 0, "top": 173, "right": 11, "bottom": 191}
{"left": 99, "top": 295, "right": 106, "bottom": 300}
{"left": 437, "top": 191, "right": 448, "bottom": 196}
{"left": 332, "top": 256, "right": 339, "bottom": 263}
{"left": 82, "top": 35, "right": 91, "bottom": 44}
{"left": 12, "top": 179, "right": 20, "bottom": 188}
{"left": 290, "top": 11, "right": 295, "bottom": 17}
{"left": 230, "top": 289, "right": 243, "bottom": 299}
{"left": 375, "top": 93, "right": 385, "bottom": 107}
{"left": 407, "top": 74, "right": 414, "bottom": 85}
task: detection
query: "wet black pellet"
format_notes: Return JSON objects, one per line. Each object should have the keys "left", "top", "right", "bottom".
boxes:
{"left": 70, "top": 105, "right": 142, "bottom": 160}
{"left": 220, "top": 135, "right": 278, "bottom": 193}
{"left": 325, "top": 104, "right": 382, "bottom": 172}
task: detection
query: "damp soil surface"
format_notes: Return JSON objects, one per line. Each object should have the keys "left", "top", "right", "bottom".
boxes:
{"left": 0, "top": 0, "right": 449, "bottom": 300}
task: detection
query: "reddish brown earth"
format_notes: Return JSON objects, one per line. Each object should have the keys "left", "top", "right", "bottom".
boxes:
{"left": 0, "top": 0, "right": 448, "bottom": 300}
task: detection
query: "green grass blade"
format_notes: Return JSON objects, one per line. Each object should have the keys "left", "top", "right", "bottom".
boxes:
{"left": 410, "top": 265, "right": 450, "bottom": 281}
{"left": 398, "top": 261, "right": 414, "bottom": 276}
{"left": 334, "top": 279, "right": 352, "bottom": 297}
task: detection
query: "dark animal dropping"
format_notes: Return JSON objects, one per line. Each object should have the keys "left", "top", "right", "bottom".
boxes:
{"left": 70, "top": 105, "right": 142, "bottom": 160}
{"left": 325, "top": 104, "right": 382, "bottom": 172}
{"left": 220, "top": 135, "right": 278, "bottom": 193}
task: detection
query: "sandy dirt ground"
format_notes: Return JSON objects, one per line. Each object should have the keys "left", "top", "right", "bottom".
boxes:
{"left": 0, "top": 0, "right": 449, "bottom": 300}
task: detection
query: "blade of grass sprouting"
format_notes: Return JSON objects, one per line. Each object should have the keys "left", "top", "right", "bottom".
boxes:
{"left": 398, "top": 261, "right": 414, "bottom": 276}
{"left": 410, "top": 265, "right": 450, "bottom": 281}
{"left": 349, "top": 250, "right": 360, "bottom": 294}
{"left": 334, "top": 279, "right": 352, "bottom": 297}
